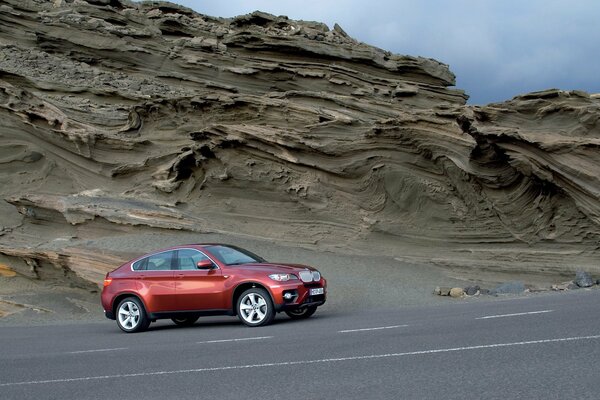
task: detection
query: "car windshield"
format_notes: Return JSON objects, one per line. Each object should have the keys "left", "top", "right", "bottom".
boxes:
{"left": 205, "top": 245, "right": 266, "bottom": 265}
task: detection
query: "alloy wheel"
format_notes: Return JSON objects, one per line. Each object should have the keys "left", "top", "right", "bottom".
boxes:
{"left": 239, "top": 293, "right": 268, "bottom": 324}
{"left": 118, "top": 301, "right": 140, "bottom": 330}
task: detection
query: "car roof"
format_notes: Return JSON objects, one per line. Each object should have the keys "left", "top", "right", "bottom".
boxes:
{"left": 126, "top": 243, "right": 229, "bottom": 263}
{"left": 139, "top": 243, "right": 234, "bottom": 253}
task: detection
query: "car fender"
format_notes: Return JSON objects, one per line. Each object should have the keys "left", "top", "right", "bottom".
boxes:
{"left": 111, "top": 290, "right": 150, "bottom": 317}
{"left": 230, "top": 281, "right": 276, "bottom": 310}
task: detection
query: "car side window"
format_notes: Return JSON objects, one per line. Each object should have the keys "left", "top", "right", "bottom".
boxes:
{"left": 177, "top": 249, "right": 210, "bottom": 270}
{"left": 132, "top": 257, "right": 146, "bottom": 271}
{"left": 145, "top": 251, "right": 175, "bottom": 271}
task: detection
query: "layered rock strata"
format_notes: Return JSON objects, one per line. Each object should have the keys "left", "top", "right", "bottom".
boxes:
{"left": 0, "top": 0, "right": 598, "bottom": 286}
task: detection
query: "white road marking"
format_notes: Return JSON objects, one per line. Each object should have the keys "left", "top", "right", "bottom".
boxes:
{"left": 338, "top": 325, "right": 409, "bottom": 333}
{"left": 196, "top": 336, "right": 273, "bottom": 344}
{"left": 4, "top": 334, "right": 598, "bottom": 387}
{"left": 476, "top": 310, "right": 554, "bottom": 320}
{"left": 67, "top": 347, "right": 127, "bottom": 354}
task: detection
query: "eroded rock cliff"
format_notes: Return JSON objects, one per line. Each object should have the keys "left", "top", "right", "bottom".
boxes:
{"left": 0, "top": 0, "right": 598, "bottom": 286}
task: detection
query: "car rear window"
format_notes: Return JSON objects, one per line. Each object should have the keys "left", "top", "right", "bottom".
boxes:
{"left": 132, "top": 258, "right": 145, "bottom": 270}
{"left": 132, "top": 250, "right": 176, "bottom": 271}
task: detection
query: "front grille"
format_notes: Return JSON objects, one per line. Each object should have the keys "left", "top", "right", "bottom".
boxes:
{"left": 299, "top": 270, "right": 313, "bottom": 282}
{"left": 299, "top": 270, "right": 321, "bottom": 283}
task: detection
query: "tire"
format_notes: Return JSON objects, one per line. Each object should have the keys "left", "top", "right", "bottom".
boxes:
{"left": 285, "top": 305, "right": 318, "bottom": 320}
{"left": 116, "top": 297, "right": 150, "bottom": 333}
{"left": 171, "top": 316, "right": 199, "bottom": 326}
{"left": 237, "top": 288, "right": 275, "bottom": 327}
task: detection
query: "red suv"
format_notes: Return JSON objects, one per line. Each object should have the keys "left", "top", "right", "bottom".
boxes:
{"left": 101, "top": 244, "right": 327, "bottom": 332}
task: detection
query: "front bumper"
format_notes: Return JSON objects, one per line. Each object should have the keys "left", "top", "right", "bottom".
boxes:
{"left": 104, "top": 310, "right": 115, "bottom": 320}
{"left": 271, "top": 279, "right": 327, "bottom": 312}
{"left": 276, "top": 298, "right": 325, "bottom": 312}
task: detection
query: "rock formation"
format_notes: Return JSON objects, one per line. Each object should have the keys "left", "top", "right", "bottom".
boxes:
{"left": 0, "top": 0, "right": 599, "bottom": 287}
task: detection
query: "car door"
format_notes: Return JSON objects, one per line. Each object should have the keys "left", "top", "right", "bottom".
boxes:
{"left": 174, "top": 248, "right": 227, "bottom": 311}
{"left": 134, "top": 250, "right": 177, "bottom": 312}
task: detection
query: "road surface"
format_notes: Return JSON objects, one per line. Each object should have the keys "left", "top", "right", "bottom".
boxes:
{"left": 1, "top": 290, "right": 599, "bottom": 399}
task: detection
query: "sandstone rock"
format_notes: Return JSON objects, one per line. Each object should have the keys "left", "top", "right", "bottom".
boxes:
{"left": 0, "top": 0, "right": 599, "bottom": 289}
{"left": 552, "top": 281, "right": 576, "bottom": 291}
{"left": 575, "top": 270, "right": 593, "bottom": 288}
{"left": 332, "top": 23, "right": 349, "bottom": 38}
{"left": 450, "top": 288, "right": 464, "bottom": 298}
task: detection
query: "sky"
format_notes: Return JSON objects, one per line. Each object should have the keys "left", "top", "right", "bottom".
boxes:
{"left": 169, "top": 0, "right": 600, "bottom": 104}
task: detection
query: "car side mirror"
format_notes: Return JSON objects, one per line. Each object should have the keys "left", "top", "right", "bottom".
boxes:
{"left": 196, "top": 259, "right": 214, "bottom": 270}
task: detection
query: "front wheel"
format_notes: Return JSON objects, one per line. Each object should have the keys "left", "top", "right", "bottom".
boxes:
{"left": 285, "top": 305, "right": 318, "bottom": 320}
{"left": 171, "top": 316, "right": 199, "bottom": 326}
{"left": 116, "top": 297, "right": 150, "bottom": 333}
{"left": 237, "top": 288, "right": 275, "bottom": 327}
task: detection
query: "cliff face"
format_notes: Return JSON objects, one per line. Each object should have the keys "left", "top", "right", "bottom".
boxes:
{"left": 0, "top": 0, "right": 599, "bottom": 285}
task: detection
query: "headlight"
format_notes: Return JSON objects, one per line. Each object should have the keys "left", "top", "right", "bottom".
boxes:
{"left": 268, "top": 273, "right": 298, "bottom": 282}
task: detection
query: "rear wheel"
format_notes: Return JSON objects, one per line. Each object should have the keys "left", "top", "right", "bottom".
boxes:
{"left": 116, "top": 297, "right": 150, "bottom": 333}
{"left": 237, "top": 288, "right": 275, "bottom": 327}
{"left": 171, "top": 316, "right": 199, "bottom": 326}
{"left": 285, "top": 305, "right": 318, "bottom": 320}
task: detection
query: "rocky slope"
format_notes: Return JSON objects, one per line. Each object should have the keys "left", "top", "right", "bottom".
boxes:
{"left": 0, "top": 0, "right": 599, "bottom": 291}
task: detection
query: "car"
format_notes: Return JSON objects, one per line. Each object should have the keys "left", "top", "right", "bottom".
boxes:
{"left": 101, "top": 244, "right": 327, "bottom": 332}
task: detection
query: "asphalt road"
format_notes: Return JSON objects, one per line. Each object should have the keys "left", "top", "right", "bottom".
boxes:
{"left": 1, "top": 290, "right": 599, "bottom": 400}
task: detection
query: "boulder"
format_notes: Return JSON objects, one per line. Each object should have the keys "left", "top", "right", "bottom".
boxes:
{"left": 436, "top": 287, "right": 451, "bottom": 296}
{"left": 450, "top": 287, "right": 464, "bottom": 298}
{"left": 465, "top": 285, "right": 480, "bottom": 296}
{"left": 575, "top": 270, "right": 593, "bottom": 288}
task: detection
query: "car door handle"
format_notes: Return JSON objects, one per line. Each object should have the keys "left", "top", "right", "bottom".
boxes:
{"left": 176, "top": 273, "right": 185, "bottom": 278}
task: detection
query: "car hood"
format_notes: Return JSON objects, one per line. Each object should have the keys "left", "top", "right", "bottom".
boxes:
{"left": 226, "top": 263, "right": 315, "bottom": 273}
